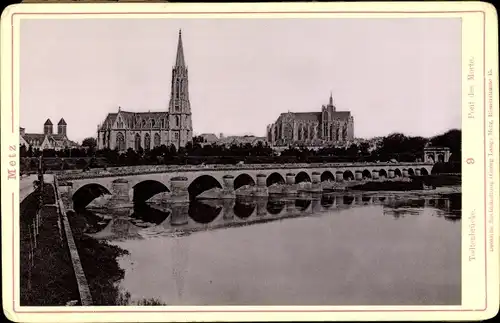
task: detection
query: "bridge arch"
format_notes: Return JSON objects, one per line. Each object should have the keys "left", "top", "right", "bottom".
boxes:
{"left": 295, "top": 199, "right": 312, "bottom": 211}
{"left": 188, "top": 200, "right": 222, "bottom": 223}
{"left": 72, "top": 183, "right": 111, "bottom": 210}
{"left": 343, "top": 170, "right": 354, "bottom": 181}
{"left": 394, "top": 168, "right": 402, "bottom": 177}
{"left": 133, "top": 180, "right": 169, "bottom": 203}
{"left": 233, "top": 200, "right": 256, "bottom": 219}
{"left": 408, "top": 168, "right": 415, "bottom": 176}
{"left": 321, "top": 171, "right": 335, "bottom": 182}
{"left": 420, "top": 168, "right": 429, "bottom": 176}
{"left": 362, "top": 169, "right": 372, "bottom": 179}
{"left": 379, "top": 169, "right": 388, "bottom": 178}
{"left": 266, "top": 199, "right": 285, "bottom": 215}
{"left": 295, "top": 171, "right": 311, "bottom": 184}
{"left": 188, "top": 175, "right": 223, "bottom": 199}
{"left": 234, "top": 174, "right": 255, "bottom": 190}
{"left": 343, "top": 195, "right": 354, "bottom": 205}
{"left": 266, "top": 172, "right": 285, "bottom": 186}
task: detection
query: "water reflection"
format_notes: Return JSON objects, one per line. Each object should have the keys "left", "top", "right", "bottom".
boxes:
{"left": 188, "top": 200, "right": 222, "bottom": 224}
{"left": 81, "top": 193, "right": 462, "bottom": 241}
{"left": 233, "top": 198, "right": 256, "bottom": 219}
{"left": 104, "top": 192, "right": 461, "bottom": 306}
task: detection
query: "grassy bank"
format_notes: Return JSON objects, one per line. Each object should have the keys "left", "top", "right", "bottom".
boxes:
{"left": 66, "top": 209, "right": 129, "bottom": 305}
{"left": 20, "top": 184, "right": 80, "bottom": 306}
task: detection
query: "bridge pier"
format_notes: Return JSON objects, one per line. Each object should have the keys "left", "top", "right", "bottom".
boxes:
{"left": 415, "top": 168, "right": 421, "bottom": 176}
{"left": 256, "top": 197, "right": 268, "bottom": 216}
{"left": 335, "top": 172, "right": 343, "bottom": 182}
{"left": 355, "top": 171, "right": 363, "bottom": 181}
{"left": 402, "top": 169, "right": 409, "bottom": 177}
{"left": 222, "top": 199, "right": 235, "bottom": 220}
{"left": 355, "top": 195, "right": 363, "bottom": 205}
{"left": 109, "top": 178, "right": 131, "bottom": 205}
{"left": 221, "top": 175, "right": 236, "bottom": 199}
{"left": 372, "top": 170, "right": 379, "bottom": 180}
{"left": 170, "top": 176, "right": 189, "bottom": 203}
{"left": 388, "top": 170, "right": 395, "bottom": 179}
{"left": 170, "top": 203, "right": 189, "bottom": 226}
{"left": 310, "top": 172, "right": 322, "bottom": 192}
{"left": 254, "top": 174, "right": 269, "bottom": 197}
{"left": 284, "top": 173, "right": 297, "bottom": 195}
{"left": 311, "top": 199, "right": 321, "bottom": 213}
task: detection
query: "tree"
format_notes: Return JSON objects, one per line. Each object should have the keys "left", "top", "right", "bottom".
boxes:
{"left": 82, "top": 137, "right": 97, "bottom": 150}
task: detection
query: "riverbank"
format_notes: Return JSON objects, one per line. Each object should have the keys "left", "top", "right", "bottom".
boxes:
{"left": 66, "top": 209, "right": 129, "bottom": 305}
{"left": 20, "top": 184, "right": 80, "bottom": 306}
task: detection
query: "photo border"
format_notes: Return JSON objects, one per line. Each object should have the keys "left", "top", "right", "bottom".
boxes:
{"left": 1, "top": 2, "right": 498, "bottom": 322}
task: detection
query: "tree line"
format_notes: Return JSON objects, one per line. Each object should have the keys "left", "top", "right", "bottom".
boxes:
{"left": 20, "top": 129, "right": 461, "bottom": 172}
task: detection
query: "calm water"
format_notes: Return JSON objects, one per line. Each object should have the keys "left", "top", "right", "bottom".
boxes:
{"left": 81, "top": 192, "right": 461, "bottom": 306}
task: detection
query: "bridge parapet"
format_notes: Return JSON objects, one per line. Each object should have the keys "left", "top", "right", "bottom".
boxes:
{"left": 55, "top": 162, "right": 434, "bottom": 181}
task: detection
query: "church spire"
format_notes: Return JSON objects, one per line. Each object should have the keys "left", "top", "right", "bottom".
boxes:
{"left": 175, "top": 29, "right": 185, "bottom": 67}
{"left": 329, "top": 91, "right": 333, "bottom": 106}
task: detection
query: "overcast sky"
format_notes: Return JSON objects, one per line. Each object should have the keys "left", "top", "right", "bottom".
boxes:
{"left": 20, "top": 18, "right": 461, "bottom": 143}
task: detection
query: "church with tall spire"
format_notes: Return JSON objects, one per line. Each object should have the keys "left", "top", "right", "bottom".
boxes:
{"left": 266, "top": 92, "right": 354, "bottom": 147}
{"left": 97, "top": 30, "right": 193, "bottom": 152}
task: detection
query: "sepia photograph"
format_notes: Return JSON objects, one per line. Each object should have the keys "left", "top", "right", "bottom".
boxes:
{"left": 2, "top": 2, "right": 498, "bottom": 322}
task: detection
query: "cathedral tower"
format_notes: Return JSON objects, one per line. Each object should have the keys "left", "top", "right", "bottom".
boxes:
{"left": 168, "top": 29, "right": 193, "bottom": 148}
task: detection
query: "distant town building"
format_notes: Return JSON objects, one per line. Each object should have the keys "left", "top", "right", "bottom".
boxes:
{"left": 266, "top": 92, "right": 354, "bottom": 147}
{"left": 20, "top": 118, "right": 79, "bottom": 151}
{"left": 198, "top": 133, "right": 219, "bottom": 144}
{"left": 96, "top": 30, "right": 193, "bottom": 152}
{"left": 217, "top": 135, "right": 267, "bottom": 147}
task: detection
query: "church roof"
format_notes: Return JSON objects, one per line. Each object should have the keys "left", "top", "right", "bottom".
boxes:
{"left": 22, "top": 133, "right": 46, "bottom": 143}
{"left": 44, "top": 119, "right": 53, "bottom": 125}
{"left": 100, "top": 110, "right": 169, "bottom": 130}
{"left": 331, "top": 111, "right": 351, "bottom": 120}
{"left": 58, "top": 118, "right": 67, "bottom": 125}
{"left": 292, "top": 112, "right": 322, "bottom": 122}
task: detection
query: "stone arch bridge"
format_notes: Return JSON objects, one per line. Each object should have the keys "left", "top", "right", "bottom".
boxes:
{"left": 55, "top": 162, "right": 434, "bottom": 209}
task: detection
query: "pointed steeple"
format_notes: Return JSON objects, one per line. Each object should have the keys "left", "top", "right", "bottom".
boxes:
{"left": 175, "top": 29, "right": 185, "bottom": 67}
{"left": 329, "top": 91, "right": 333, "bottom": 106}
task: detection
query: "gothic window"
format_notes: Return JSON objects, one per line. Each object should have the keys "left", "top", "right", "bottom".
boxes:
{"left": 176, "top": 80, "right": 180, "bottom": 99}
{"left": 274, "top": 126, "right": 278, "bottom": 140}
{"left": 337, "top": 128, "right": 341, "bottom": 141}
{"left": 342, "top": 127, "right": 347, "bottom": 141}
{"left": 154, "top": 133, "right": 161, "bottom": 147}
{"left": 134, "top": 133, "right": 141, "bottom": 151}
{"left": 142, "top": 120, "right": 146, "bottom": 128}
{"left": 175, "top": 116, "right": 180, "bottom": 127}
{"left": 151, "top": 119, "right": 155, "bottom": 128}
{"left": 284, "top": 124, "right": 293, "bottom": 141}
{"left": 161, "top": 119, "right": 165, "bottom": 128}
{"left": 329, "top": 125, "right": 333, "bottom": 141}
{"left": 303, "top": 126, "right": 309, "bottom": 140}
{"left": 102, "top": 134, "right": 105, "bottom": 146}
{"left": 298, "top": 126, "right": 303, "bottom": 141}
{"left": 144, "top": 133, "right": 151, "bottom": 150}
{"left": 116, "top": 132, "right": 125, "bottom": 151}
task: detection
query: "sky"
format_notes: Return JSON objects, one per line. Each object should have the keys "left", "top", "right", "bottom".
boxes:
{"left": 20, "top": 18, "right": 461, "bottom": 143}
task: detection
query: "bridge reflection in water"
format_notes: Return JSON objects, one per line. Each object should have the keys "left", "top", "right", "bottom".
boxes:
{"left": 75, "top": 191, "right": 461, "bottom": 306}
{"left": 79, "top": 192, "right": 461, "bottom": 241}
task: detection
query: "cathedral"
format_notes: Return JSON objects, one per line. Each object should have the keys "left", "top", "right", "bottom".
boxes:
{"left": 97, "top": 30, "right": 193, "bottom": 152}
{"left": 266, "top": 93, "right": 354, "bottom": 147}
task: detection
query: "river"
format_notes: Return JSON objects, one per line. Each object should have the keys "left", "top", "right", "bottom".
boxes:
{"left": 79, "top": 192, "right": 461, "bottom": 306}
